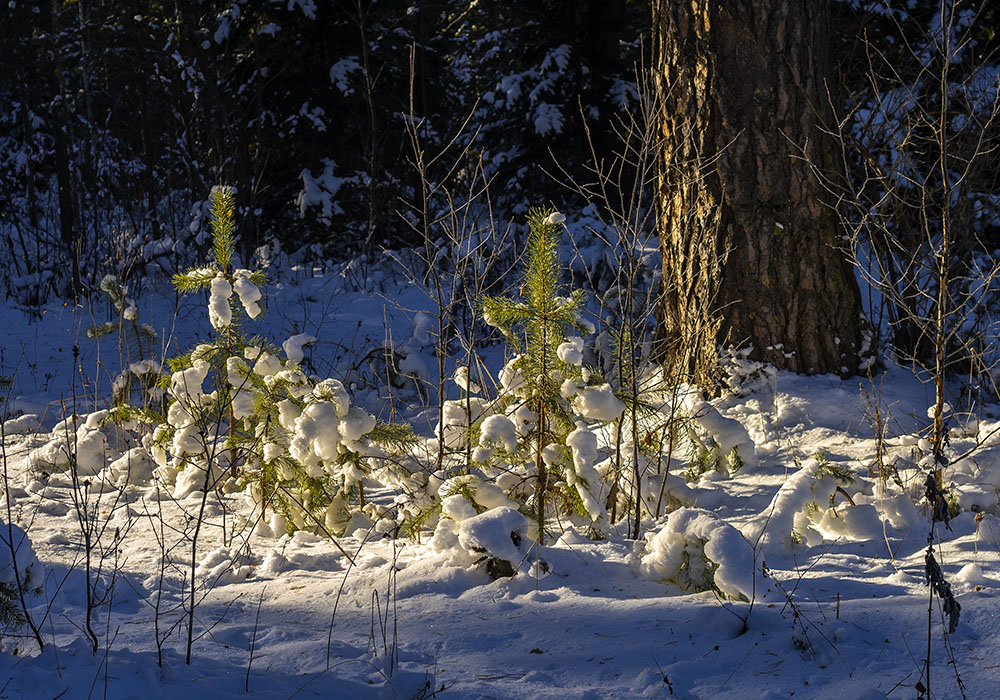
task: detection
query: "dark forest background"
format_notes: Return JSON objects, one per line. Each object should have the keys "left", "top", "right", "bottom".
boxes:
{"left": 0, "top": 1, "right": 997, "bottom": 307}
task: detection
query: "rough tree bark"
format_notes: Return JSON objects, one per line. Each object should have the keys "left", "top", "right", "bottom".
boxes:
{"left": 652, "top": 0, "right": 863, "bottom": 390}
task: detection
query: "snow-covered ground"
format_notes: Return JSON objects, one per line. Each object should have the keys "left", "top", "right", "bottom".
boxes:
{"left": 2, "top": 267, "right": 999, "bottom": 700}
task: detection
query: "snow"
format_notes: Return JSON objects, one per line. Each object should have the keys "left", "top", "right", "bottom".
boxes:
{"left": 686, "top": 390, "right": 759, "bottom": 472}
{"left": 208, "top": 275, "right": 233, "bottom": 329}
{"left": 0, "top": 517, "right": 42, "bottom": 590}
{"left": 2, "top": 413, "right": 37, "bottom": 434}
{"left": 572, "top": 382, "right": 625, "bottom": 422}
{"left": 478, "top": 414, "right": 517, "bottom": 454}
{"left": 453, "top": 365, "right": 480, "bottom": 394}
{"left": 4, "top": 261, "right": 1000, "bottom": 700}
{"left": 457, "top": 506, "right": 529, "bottom": 565}
{"left": 282, "top": 332, "right": 316, "bottom": 363}
{"left": 289, "top": 401, "right": 343, "bottom": 474}
{"left": 565, "top": 423, "right": 606, "bottom": 525}
{"left": 640, "top": 507, "right": 754, "bottom": 601}
{"left": 556, "top": 335, "right": 583, "bottom": 365}
{"left": 232, "top": 269, "right": 262, "bottom": 319}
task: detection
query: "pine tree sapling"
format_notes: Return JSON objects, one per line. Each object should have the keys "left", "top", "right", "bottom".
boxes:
{"left": 155, "top": 186, "right": 414, "bottom": 538}
{"left": 88, "top": 274, "right": 161, "bottom": 408}
{"left": 480, "top": 208, "right": 622, "bottom": 543}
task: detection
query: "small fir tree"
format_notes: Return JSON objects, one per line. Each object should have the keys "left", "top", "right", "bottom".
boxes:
{"left": 87, "top": 275, "right": 160, "bottom": 408}
{"left": 150, "top": 186, "right": 414, "bottom": 538}
{"left": 481, "top": 208, "right": 595, "bottom": 543}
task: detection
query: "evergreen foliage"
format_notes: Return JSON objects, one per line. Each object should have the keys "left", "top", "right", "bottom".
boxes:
{"left": 481, "top": 208, "right": 604, "bottom": 542}
{"left": 149, "top": 186, "right": 416, "bottom": 537}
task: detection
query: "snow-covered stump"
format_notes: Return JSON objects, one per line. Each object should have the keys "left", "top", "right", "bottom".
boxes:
{"left": 639, "top": 507, "right": 754, "bottom": 601}
{"left": 455, "top": 507, "right": 533, "bottom": 579}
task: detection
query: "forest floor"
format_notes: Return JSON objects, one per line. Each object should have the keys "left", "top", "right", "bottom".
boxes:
{"left": 1, "top": 271, "right": 999, "bottom": 700}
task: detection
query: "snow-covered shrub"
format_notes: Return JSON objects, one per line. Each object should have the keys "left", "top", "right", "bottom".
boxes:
{"left": 125, "top": 187, "right": 414, "bottom": 535}
{"left": 742, "top": 456, "right": 862, "bottom": 550}
{"left": 468, "top": 208, "right": 624, "bottom": 539}
{"left": 718, "top": 345, "right": 776, "bottom": 398}
{"left": 680, "top": 387, "right": 758, "bottom": 480}
{"left": 0, "top": 517, "right": 43, "bottom": 626}
{"left": 639, "top": 507, "right": 754, "bottom": 601}
{"left": 594, "top": 365, "right": 756, "bottom": 528}
{"left": 87, "top": 275, "right": 161, "bottom": 409}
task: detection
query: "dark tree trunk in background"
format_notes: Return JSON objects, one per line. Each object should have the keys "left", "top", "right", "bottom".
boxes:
{"left": 653, "top": 0, "right": 863, "bottom": 390}
{"left": 47, "top": 0, "right": 81, "bottom": 295}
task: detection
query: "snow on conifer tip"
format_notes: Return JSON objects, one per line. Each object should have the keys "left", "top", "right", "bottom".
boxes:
{"left": 208, "top": 275, "right": 233, "bottom": 329}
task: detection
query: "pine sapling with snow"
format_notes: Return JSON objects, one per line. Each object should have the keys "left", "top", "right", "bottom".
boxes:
{"left": 479, "top": 208, "right": 622, "bottom": 542}
{"left": 156, "top": 186, "right": 412, "bottom": 538}
{"left": 87, "top": 275, "right": 161, "bottom": 409}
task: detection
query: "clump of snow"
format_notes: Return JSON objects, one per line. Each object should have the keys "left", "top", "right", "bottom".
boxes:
{"left": 437, "top": 397, "right": 491, "bottom": 450}
{"left": 0, "top": 517, "right": 43, "bottom": 591}
{"left": 478, "top": 414, "right": 517, "bottom": 454}
{"left": 297, "top": 159, "right": 344, "bottom": 225}
{"left": 454, "top": 366, "right": 480, "bottom": 394}
{"left": 565, "top": 423, "right": 607, "bottom": 527}
{"left": 283, "top": 333, "right": 316, "bottom": 364}
{"left": 412, "top": 311, "right": 435, "bottom": 345}
{"left": 742, "top": 458, "right": 858, "bottom": 550}
{"left": 250, "top": 348, "right": 283, "bottom": 376}
{"left": 573, "top": 383, "right": 625, "bottom": 422}
{"left": 289, "top": 402, "right": 344, "bottom": 476}
{"left": 208, "top": 275, "right": 233, "bottom": 329}
{"left": 955, "top": 563, "right": 988, "bottom": 588}
{"left": 440, "top": 493, "right": 478, "bottom": 523}
{"left": 339, "top": 406, "right": 376, "bottom": 451}
{"left": 170, "top": 359, "right": 210, "bottom": 402}
{"left": 458, "top": 507, "right": 530, "bottom": 566}
{"left": 173, "top": 461, "right": 221, "bottom": 499}
{"left": 719, "top": 345, "right": 776, "bottom": 397}
{"left": 27, "top": 415, "right": 107, "bottom": 477}
{"left": 105, "top": 447, "right": 156, "bottom": 485}
{"left": 557, "top": 336, "right": 584, "bottom": 365}
{"left": 498, "top": 357, "right": 528, "bottom": 396}
{"left": 684, "top": 390, "right": 758, "bottom": 472}
{"left": 232, "top": 270, "right": 262, "bottom": 319}
{"left": 3, "top": 414, "right": 38, "bottom": 434}
{"left": 196, "top": 546, "right": 254, "bottom": 585}
{"left": 440, "top": 475, "right": 519, "bottom": 513}
{"left": 814, "top": 503, "right": 883, "bottom": 541}
{"left": 639, "top": 507, "right": 753, "bottom": 601}
{"left": 544, "top": 211, "right": 566, "bottom": 225}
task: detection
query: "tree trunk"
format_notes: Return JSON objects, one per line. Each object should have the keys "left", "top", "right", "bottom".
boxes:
{"left": 652, "top": 0, "right": 863, "bottom": 389}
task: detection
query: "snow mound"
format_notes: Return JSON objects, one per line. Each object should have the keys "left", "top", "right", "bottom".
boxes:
{"left": 458, "top": 507, "right": 530, "bottom": 566}
{"left": 196, "top": 546, "right": 253, "bottom": 584}
{"left": 27, "top": 415, "right": 108, "bottom": 476}
{"left": 2, "top": 414, "right": 39, "bottom": 435}
{"left": 0, "top": 517, "right": 43, "bottom": 591}
{"left": 105, "top": 447, "right": 156, "bottom": 485}
{"left": 742, "top": 458, "right": 873, "bottom": 550}
{"left": 639, "top": 507, "right": 753, "bottom": 601}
